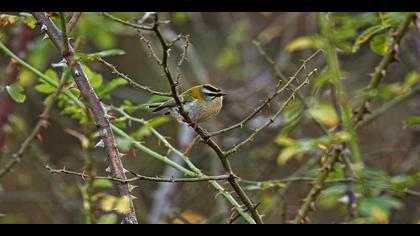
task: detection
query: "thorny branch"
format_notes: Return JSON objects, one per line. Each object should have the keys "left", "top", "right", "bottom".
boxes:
{"left": 252, "top": 41, "right": 329, "bottom": 134}
{"left": 210, "top": 48, "right": 323, "bottom": 137}
{"left": 98, "top": 57, "right": 172, "bottom": 96}
{"left": 32, "top": 12, "right": 138, "bottom": 224}
{"left": 293, "top": 149, "right": 342, "bottom": 224}
{"left": 45, "top": 165, "right": 230, "bottom": 183}
{"left": 224, "top": 68, "right": 318, "bottom": 156}
{"left": 148, "top": 13, "right": 264, "bottom": 224}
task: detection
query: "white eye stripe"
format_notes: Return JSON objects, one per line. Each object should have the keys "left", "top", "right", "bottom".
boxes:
{"left": 204, "top": 92, "right": 218, "bottom": 97}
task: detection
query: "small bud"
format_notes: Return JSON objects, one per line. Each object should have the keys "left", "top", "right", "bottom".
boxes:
{"left": 309, "top": 202, "right": 317, "bottom": 211}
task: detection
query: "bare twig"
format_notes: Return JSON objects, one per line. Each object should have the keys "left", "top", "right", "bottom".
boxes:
{"left": 32, "top": 12, "right": 138, "bottom": 224}
{"left": 224, "top": 68, "right": 317, "bottom": 156}
{"left": 66, "top": 12, "right": 82, "bottom": 33}
{"left": 101, "top": 12, "right": 154, "bottom": 31}
{"left": 45, "top": 165, "right": 230, "bottom": 183}
{"left": 252, "top": 41, "right": 329, "bottom": 134}
{"left": 209, "top": 48, "right": 323, "bottom": 137}
{"left": 98, "top": 57, "right": 171, "bottom": 96}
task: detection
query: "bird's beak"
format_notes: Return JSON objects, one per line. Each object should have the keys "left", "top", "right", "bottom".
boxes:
{"left": 219, "top": 92, "right": 227, "bottom": 97}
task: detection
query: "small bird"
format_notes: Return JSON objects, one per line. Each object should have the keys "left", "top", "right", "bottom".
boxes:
{"left": 148, "top": 84, "right": 226, "bottom": 124}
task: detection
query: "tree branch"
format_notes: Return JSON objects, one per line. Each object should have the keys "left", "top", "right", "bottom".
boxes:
{"left": 224, "top": 68, "right": 318, "bottom": 156}
{"left": 45, "top": 165, "right": 230, "bottom": 183}
{"left": 101, "top": 12, "right": 154, "bottom": 31}
{"left": 66, "top": 12, "right": 82, "bottom": 33}
{"left": 293, "top": 149, "right": 342, "bottom": 224}
{"left": 252, "top": 41, "right": 329, "bottom": 134}
{"left": 210, "top": 48, "right": 324, "bottom": 137}
{"left": 32, "top": 12, "right": 138, "bottom": 224}
{"left": 97, "top": 57, "right": 171, "bottom": 96}
{"left": 149, "top": 14, "right": 264, "bottom": 224}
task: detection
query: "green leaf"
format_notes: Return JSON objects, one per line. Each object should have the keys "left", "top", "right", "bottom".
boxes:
{"left": 92, "top": 179, "right": 114, "bottom": 189}
{"left": 173, "top": 12, "right": 189, "bottom": 25}
{"left": 82, "top": 64, "right": 103, "bottom": 90}
{"left": 44, "top": 69, "right": 58, "bottom": 83}
{"left": 116, "top": 137, "right": 133, "bottom": 152}
{"left": 100, "top": 195, "right": 118, "bottom": 212}
{"left": 307, "top": 103, "right": 339, "bottom": 128}
{"left": 359, "top": 196, "right": 403, "bottom": 223}
{"left": 216, "top": 48, "right": 240, "bottom": 68}
{"left": 277, "top": 146, "right": 300, "bottom": 166}
{"left": 6, "top": 84, "right": 26, "bottom": 103}
{"left": 98, "top": 214, "right": 118, "bottom": 224}
{"left": 101, "top": 78, "right": 128, "bottom": 94}
{"left": 403, "top": 71, "right": 420, "bottom": 87}
{"left": 286, "top": 36, "right": 324, "bottom": 52}
{"left": 352, "top": 25, "right": 388, "bottom": 52}
{"left": 133, "top": 116, "right": 170, "bottom": 139}
{"left": 18, "top": 13, "right": 37, "bottom": 29}
{"left": 369, "top": 34, "right": 389, "bottom": 56}
{"left": 403, "top": 116, "right": 420, "bottom": 128}
{"left": 35, "top": 83, "right": 56, "bottom": 94}
{"left": 147, "top": 95, "right": 171, "bottom": 104}
{"left": 114, "top": 196, "right": 131, "bottom": 214}
{"left": 78, "top": 49, "right": 126, "bottom": 61}
{"left": 275, "top": 135, "right": 296, "bottom": 146}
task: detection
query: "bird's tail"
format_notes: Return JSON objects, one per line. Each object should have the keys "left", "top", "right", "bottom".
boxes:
{"left": 145, "top": 103, "right": 164, "bottom": 112}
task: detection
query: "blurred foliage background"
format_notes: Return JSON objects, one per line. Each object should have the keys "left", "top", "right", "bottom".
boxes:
{"left": 1, "top": 12, "right": 420, "bottom": 224}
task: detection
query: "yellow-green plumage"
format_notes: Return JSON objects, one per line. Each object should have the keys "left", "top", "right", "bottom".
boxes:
{"left": 149, "top": 84, "right": 225, "bottom": 123}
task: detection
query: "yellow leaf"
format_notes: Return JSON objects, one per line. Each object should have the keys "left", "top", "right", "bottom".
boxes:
{"left": 275, "top": 182, "right": 287, "bottom": 188}
{"left": 0, "top": 14, "right": 17, "bottom": 26}
{"left": 320, "top": 152, "right": 328, "bottom": 165}
{"left": 277, "top": 146, "right": 299, "bottom": 166}
{"left": 100, "top": 195, "right": 117, "bottom": 212}
{"left": 307, "top": 103, "right": 339, "bottom": 128}
{"left": 172, "top": 210, "right": 205, "bottom": 224}
{"left": 286, "top": 36, "right": 324, "bottom": 52}
{"left": 64, "top": 129, "right": 90, "bottom": 150}
{"left": 275, "top": 135, "right": 296, "bottom": 146}
{"left": 115, "top": 196, "right": 131, "bottom": 214}
{"left": 371, "top": 207, "right": 388, "bottom": 224}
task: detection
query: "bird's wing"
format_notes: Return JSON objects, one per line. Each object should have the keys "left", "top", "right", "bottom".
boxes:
{"left": 150, "top": 96, "right": 191, "bottom": 112}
